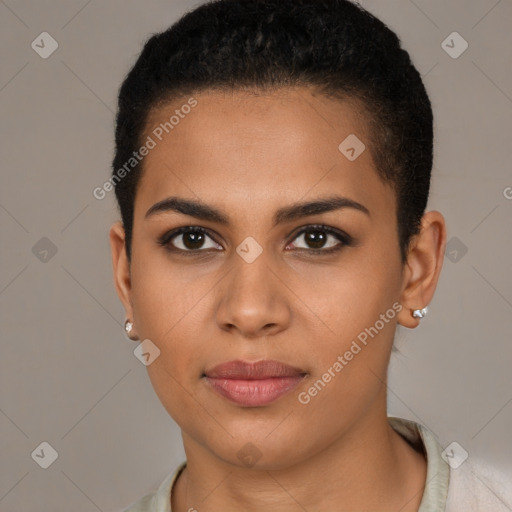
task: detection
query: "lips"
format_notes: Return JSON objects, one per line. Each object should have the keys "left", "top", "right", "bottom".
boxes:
{"left": 203, "top": 359, "right": 307, "bottom": 407}
{"left": 204, "top": 359, "right": 306, "bottom": 379}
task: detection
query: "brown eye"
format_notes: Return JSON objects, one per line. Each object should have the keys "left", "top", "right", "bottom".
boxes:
{"left": 159, "top": 227, "right": 223, "bottom": 253}
{"left": 287, "top": 225, "right": 352, "bottom": 253}
{"left": 301, "top": 229, "right": 329, "bottom": 249}
{"left": 178, "top": 231, "right": 208, "bottom": 250}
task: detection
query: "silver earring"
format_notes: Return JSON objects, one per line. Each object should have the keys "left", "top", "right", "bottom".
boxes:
{"left": 412, "top": 307, "right": 428, "bottom": 319}
{"left": 124, "top": 319, "right": 138, "bottom": 341}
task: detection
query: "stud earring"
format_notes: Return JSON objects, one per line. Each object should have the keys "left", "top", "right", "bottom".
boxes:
{"left": 412, "top": 307, "right": 428, "bottom": 319}
{"left": 124, "top": 319, "right": 138, "bottom": 341}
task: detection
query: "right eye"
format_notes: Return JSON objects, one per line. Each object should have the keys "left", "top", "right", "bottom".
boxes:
{"left": 158, "top": 226, "right": 223, "bottom": 253}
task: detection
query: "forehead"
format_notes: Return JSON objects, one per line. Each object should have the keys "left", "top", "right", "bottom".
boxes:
{"left": 135, "top": 87, "right": 394, "bottom": 223}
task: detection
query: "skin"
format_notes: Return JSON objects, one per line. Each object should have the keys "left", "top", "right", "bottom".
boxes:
{"left": 110, "top": 86, "right": 447, "bottom": 512}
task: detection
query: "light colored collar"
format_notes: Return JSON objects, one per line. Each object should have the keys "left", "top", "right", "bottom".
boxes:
{"left": 149, "top": 460, "right": 186, "bottom": 512}
{"left": 388, "top": 416, "right": 450, "bottom": 511}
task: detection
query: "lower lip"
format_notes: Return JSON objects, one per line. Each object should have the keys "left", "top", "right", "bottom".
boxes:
{"left": 204, "top": 376, "right": 305, "bottom": 407}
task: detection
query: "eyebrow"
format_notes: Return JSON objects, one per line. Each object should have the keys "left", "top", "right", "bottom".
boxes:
{"left": 144, "top": 195, "right": 370, "bottom": 226}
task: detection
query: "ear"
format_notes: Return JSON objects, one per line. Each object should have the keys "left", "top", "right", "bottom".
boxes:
{"left": 397, "top": 211, "right": 447, "bottom": 329}
{"left": 109, "top": 221, "right": 137, "bottom": 335}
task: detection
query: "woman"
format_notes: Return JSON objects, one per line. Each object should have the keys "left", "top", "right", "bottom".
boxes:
{"left": 109, "top": 0, "right": 511, "bottom": 510}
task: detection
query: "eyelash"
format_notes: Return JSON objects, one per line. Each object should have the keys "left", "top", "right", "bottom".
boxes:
{"left": 157, "top": 224, "right": 354, "bottom": 256}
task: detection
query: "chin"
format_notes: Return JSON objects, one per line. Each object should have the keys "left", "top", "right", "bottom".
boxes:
{"left": 210, "top": 431, "right": 308, "bottom": 471}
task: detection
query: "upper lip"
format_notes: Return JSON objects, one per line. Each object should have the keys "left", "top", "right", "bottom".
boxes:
{"left": 204, "top": 359, "right": 307, "bottom": 379}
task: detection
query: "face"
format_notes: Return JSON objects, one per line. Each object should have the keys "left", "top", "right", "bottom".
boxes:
{"left": 114, "top": 87, "right": 409, "bottom": 469}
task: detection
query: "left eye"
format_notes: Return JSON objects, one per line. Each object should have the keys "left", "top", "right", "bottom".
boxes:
{"left": 286, "top": 226, "right": 350, "bottom": 252}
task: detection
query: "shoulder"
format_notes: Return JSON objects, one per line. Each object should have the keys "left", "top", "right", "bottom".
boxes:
{"left": 387, "top": 416, "right": 512, "bottom": 512}
{"left": 446, "top": 457, "right": 512, "bottom": 512}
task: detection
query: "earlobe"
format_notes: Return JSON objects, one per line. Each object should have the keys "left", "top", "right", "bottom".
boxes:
{"left": 109, "top": 221, "right": 134, "bottom": 321}
{"left": 397, "top": 211, "right": 447, "bottom": 329}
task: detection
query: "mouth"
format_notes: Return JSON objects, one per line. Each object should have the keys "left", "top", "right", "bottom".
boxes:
{"left": 203, "top": 359, "right": 307, "bottom": 407}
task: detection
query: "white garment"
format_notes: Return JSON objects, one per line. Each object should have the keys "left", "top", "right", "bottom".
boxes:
{"left": 389, "top": 417, "right": 512, "bottom": 511}
{"left": 445, "top": 456, "right": 512, "bottom": 511}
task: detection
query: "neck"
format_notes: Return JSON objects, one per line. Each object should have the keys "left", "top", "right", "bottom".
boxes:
{"left": 172, "top": 394, "right": 426, "bottom": 512}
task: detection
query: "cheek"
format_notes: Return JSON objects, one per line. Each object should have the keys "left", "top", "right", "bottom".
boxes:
{"left": 290, "top": 264, "right": 399, "bottom": 429}
{"left": 128, "top": 253, "right": 219, "bottom": 407}
{"left": 130, "top": 244, "right": 211, "bottom": 339}
{"left": 288, "top": 247, "right": 401, "bottom": 340}
{"left": 284, "top": 252, "right": 401, "bottom": 409}
{"left": 132, "top": 261, "right": 209, "bottom": 419}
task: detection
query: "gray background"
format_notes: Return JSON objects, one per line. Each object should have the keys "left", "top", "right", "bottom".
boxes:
{"left": 1, "top": 0, "right": 511, "bottom": 510}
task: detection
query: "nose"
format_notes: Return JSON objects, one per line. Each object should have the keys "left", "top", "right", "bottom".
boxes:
{"left": 215, "top": 250, "right": 291, "bottom": 339}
